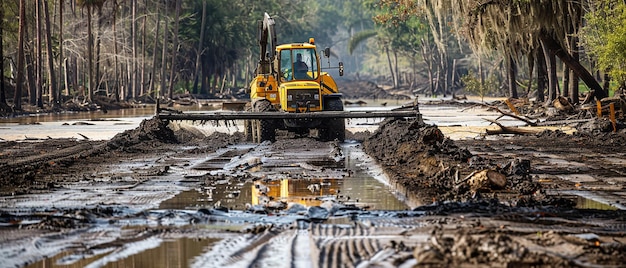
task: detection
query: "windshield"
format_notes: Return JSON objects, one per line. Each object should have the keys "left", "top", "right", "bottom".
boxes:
{"left": 280, "top": 48, "right": 318, "bottom": 81}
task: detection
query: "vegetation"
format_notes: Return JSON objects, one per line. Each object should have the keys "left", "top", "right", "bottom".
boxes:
{"left": 461, "top": 70, "right": 499, "bottom": 102}
{"left": 1, "top": 0, "right": 624, "bottom": 114}
{"left": 581, "top": 0, "right": 626, "bottom": 90}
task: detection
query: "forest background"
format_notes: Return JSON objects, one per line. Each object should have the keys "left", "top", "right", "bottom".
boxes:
{"left": 0, "top": 0, "right": 625, "bottom": 114}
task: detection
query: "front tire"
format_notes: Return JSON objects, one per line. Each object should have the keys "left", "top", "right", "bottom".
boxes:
{"left": 252, "top": 100, "right": 276, "bottom": 143}
{"left": 319, "top": 97, "right": 345, "bottom": 142}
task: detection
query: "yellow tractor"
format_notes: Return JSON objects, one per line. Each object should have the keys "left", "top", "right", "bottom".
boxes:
{"left": 157, "top": 13, "right": 420, "bottom": 141}
{"left": 246, "top": 13, "right": 345, "bottom": 143}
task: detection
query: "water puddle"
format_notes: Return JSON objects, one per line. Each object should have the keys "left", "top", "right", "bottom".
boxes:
{"left": 161, "top": 175, "right": 407, "bottom": 211}
{"left": 161, "top": 143, "right": 408, "bottom": 211}
{"left": 575, "top": 196, "right": 619, "bottom": 210}
{"left": 25, "top": 237, "right": 219, "bottom": 268}
{"left": 552, "top": 190, "right": 624, "bottom": 210}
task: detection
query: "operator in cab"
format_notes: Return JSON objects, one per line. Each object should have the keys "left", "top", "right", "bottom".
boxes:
{"left": 293, "top": 53, "right": 309, "bottom": 79}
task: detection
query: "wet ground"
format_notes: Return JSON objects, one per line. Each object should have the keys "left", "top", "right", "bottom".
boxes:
{"left": 1, "top": 100, "right": 625, "bottom": 267}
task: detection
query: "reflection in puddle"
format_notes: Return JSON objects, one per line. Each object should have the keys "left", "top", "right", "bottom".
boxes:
{"left": 161, "top": 175, "right": 408, "bottom": 211}
{"left": 26, "top": 237, "right": 218, "bottom": 268}
{"left": 576, "top": 196, "right": 618, "bottom": 210}
{"left": 161, "top": 144, "right": 408, "bottom": 211}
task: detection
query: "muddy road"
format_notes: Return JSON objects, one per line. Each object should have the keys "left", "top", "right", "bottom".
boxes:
{"left": 1, "top": 103, "right": 626, "bottom": 268}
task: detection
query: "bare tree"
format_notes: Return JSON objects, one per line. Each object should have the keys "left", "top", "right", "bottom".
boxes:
{"left": 159, "top": 2, "right": 168, "bottom": 99}
{"left": 77, "top": 0, "right": 106, "bottom": 102}
{"left": 35, "top": 0, "right": 43, "bottom": 107}
{"left": 149, "top": 1, "right": 160, "bottom": 97}
{"left": 192, "top": 0, "right": 207, "bottom": 94}
{"left": 15, "top": 0, "right": 26, "bottom": 110}
{"left": 44, "top": 0, "right": 57, "bottom": 106}
{"left": 0, "top": 2, "right": 5, "bottom": 105}
{"left": 167, "top": 0, "right": 181, "bottom": 99}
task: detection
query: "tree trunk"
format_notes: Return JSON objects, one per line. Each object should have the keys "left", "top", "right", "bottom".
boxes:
{"left": 15, "top": 0, "right": 26, "bottom": 110}
{"left": 131, "top": 0, "right": 137, "bottom": 99}
{"left": 562, "top": 62, "right": 569, "bottom": 98}
{"left": 87, "top": 5, "right": 94, "bottom": 101}
{"left": 539, "top": 33, "right": 607, "bottom": 100}
{"left": 149, "top": 3, "right": 160, "bottom": 98}
{"left": 569, "top": 41, "right": 580, "bottom": 104}
{"left": 43, "top": 0, "right": 57, "bottom": 106}
{"left": 192, "top": 0, "right": 207, "bottom": 94}
{"left": 201, "top": 60, "right": 209, "bottom": 95}
{"left": 393, "top": 49, "right": 399, "bottom": 89}
{"left": 113, "top": 0, "right": 119, "bottom": 101}
{"left": 540, "top": 39, "right": 557, "bottom": 104}
{"left": 95, "top": 10, "right": 103, "bottom": 96}
{"left": 141, "top": 15, "right": 147, "bottom": 96}
{"left": 526, "top": 52, "right": 534, "bottom": 95}
{"left": 0, "top": 3, "right": 4, "bottom": 104}
{"left": 35, "top": 0, "right": 42, "bottom": 106}
{"left": 536, "top": 48, "right": 547, "bottom": 102}
{"left": 26, "top": 47, "right": 38, "bottom": 107}
{"left": 59, "top": 0, "right": 66, "bottom": 97}
{"left": 159, "top": 2, "right": 169, "bottom": 99}
{"left": 71, "top": 56, "right": 78, "bottom": 98}
{"left": 384, "top": 46, "right": 396, "bottom": 90}
{"left": 420, "top": 39, "right": 434, "bottom": 96}
{"left": 603, "top": 73, "right": 610, "bottom": 95}
{"left": 167, "top": 0, "right": 182, "bottom": 99}
{"left": 478, "top": 56, "right": 484, "bottom": 91}
{"left": 507, "top": 55, "right": 518, "bottom": 98}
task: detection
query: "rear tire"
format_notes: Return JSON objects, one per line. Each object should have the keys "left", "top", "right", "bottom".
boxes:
{"left": 320, "top": 97, "right": 345, "bottom": 142}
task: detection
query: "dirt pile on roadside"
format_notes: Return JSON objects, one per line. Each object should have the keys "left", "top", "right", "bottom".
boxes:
{"left": 106, "top": 117, "right": 178, "bottom": 151}
{"left": 363, "top": 118, "right": 543, "bottom": 204}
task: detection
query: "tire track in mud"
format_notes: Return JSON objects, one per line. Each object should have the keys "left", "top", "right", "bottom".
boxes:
{"left": 0, "top": 142, "right": 105, "bottom": 173}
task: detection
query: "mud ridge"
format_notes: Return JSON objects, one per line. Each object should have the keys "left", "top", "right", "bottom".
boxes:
{"left": 363, "top": 118, "right": 544, "bottom": 204}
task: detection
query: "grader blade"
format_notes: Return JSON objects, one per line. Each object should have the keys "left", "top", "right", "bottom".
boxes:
{"left": 157, "top": 109, "right": 421, "bottom": 121}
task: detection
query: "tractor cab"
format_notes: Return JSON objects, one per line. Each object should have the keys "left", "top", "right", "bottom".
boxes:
{"left": 278, "top": 43, "right": 319, "bottom": 82}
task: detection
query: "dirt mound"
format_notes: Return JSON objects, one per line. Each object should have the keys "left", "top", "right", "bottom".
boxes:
{"left": 106, "top": 117, "right": 178, "bottom": 151}
{"left": 363, "top": 118, "right": 542, "bottom": 204}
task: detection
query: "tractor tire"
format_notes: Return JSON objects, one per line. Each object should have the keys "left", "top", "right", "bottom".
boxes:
{"left": 320, "top": 97, "right": 345, "bottom": 142}
{"left": 258, "top": 119, "right": 276, "bottom": 143}
{"left": 244, "top": 120, "right": 253, "bottom": 142}
{"left": 243, "top": 103, "right": 253, "bottom": 142}
{"left": 252, "top": 100, "right": 276, "bottom": 143}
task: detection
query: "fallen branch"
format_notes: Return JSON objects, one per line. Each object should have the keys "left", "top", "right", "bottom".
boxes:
{"left": 484, "top": 119, "right": 541, "bottom": 135}
{"left": 481, "top": 104, "right": 538, "bottom": 126}
{"left": 535, "top": 118, "right": 592, "bottom": 126}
